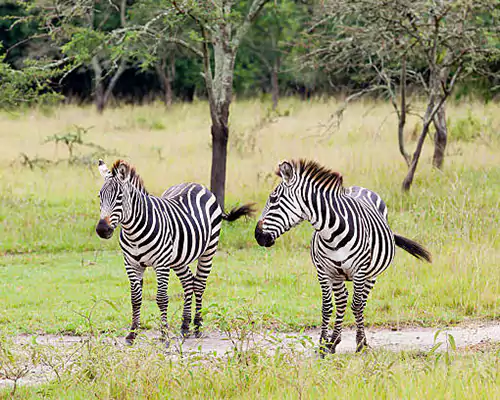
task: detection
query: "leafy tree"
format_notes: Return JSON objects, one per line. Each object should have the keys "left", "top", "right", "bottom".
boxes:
{"left": 242, "top": 0, "right": 306, "bottom": 109}
{"left": 127, "top": 0, "right": 271, "bottom": 206}
{"left": 0, "top": 45, "right": 62, "bottom": 109}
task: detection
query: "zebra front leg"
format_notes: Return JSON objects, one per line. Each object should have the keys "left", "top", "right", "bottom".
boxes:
{"left": 352, "top": 277, "right": 376, "bottom": 352}
{"left": 328, "top": 281, "right": 349, "bottom": 354}
{"left": 125, "top": 266, "right": 145, "bottom": 345}
{"left": 193, "top": 249, "right": 216, "bottom": 338}
{"left": 175, "top": 266, "right": 195, "bottom": 337}
{"left": 316, "top": 271, "right": 334, "bottom": 357}
{"left": 155, "top": 265, "right": 170, "bottom": 343}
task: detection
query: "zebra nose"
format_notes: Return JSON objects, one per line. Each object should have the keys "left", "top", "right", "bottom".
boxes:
{"left": 96, "top": 218, "right": 114, "bottom": 239}
{"left": 255, "top": 221, "right": 274, "bottom": 247}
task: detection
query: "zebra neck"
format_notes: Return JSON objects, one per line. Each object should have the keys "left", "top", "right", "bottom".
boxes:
{"left": 303, "top": 187, "right": 344, "bottom": 231}
{"left": 121, "top": 188, "right": 150, "bottom": 230}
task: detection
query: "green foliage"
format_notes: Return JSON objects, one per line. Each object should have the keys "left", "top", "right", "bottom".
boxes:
{"left": 448, "top": 109, "right": 499, "bottom": 143}
{"left": 0, "top": 47, "right": 62, "bottom": 110}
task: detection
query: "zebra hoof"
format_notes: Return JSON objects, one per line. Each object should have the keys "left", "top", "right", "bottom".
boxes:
{"left": 355, "top": 340, "right": 368, "bottom": 353}
{"left": 194, "top": 330, "right": 203, "bottom": 339}
{"left": 125, "top": 331, "right": 137, "bottom": 346}
{"left": 124, "top": 337, "right": 135, "bottom": 346}
{"left": 180, "top": 328, "right": 191, "bottom": 338}
{"left": 317, "top": 343, "right": 333, "bottom": 358}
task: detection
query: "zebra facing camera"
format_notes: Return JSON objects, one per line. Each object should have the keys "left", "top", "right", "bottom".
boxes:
{"left": 95, "top": 218, "right": 114, "bottom": 239}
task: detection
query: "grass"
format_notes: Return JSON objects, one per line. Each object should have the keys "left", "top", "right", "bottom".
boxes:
{"left": 2, "top": 337, "right": 499, "bottom": 399}
{"left": 0, "top": 98, "right": 499, "bottom": 397}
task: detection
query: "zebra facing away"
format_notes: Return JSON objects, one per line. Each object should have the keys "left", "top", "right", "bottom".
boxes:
{"left": 95, "top": 159, "right": 255, "bottom": 345}
{"left": 255, "top": 159, "right": 431, "bottom": 354}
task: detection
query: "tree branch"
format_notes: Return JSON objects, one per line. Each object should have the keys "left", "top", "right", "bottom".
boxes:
{"left": 232, "top": 0, "right": 270, "bottom": 47}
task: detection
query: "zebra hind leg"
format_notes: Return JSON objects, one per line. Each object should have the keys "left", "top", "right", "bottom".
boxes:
{"left": 193, "top": 245, "right": 217, "bottom": 338}
{"left": 328, "top": 281, "right": 349, "bottom": 354}
{"left": 351, "top": 277, "right": 376, "bottom": 352}
{"left": 174, "top": 266, "right": 195, "bottom": 337}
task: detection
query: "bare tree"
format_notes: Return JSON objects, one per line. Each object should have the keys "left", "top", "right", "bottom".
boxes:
{"left": 308, "top": 0, "right": 500, "bottom": 191}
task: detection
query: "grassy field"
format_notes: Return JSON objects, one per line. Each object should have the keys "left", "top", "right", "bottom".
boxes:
{"left": 0, "top": 98, "right": 499, "bottom": 397}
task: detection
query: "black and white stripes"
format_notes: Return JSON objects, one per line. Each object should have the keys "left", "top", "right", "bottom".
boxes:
{"left": 96, "top": 159, "right": 254, "bottom": 345}
{"left": 255, "top": 159, "right": 431, "bottom": 354}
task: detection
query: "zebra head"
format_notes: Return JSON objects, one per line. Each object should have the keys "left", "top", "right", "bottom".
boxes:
{"left": 95, "top": 159, "right": 133, "bottom": 239}
{"left": 255, "top": 160, "right": 306, "bottom": 247}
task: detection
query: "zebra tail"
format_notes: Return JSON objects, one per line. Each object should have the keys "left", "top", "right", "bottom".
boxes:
{"left": 394, "top": 234, "right": 432, "bottom": 263}
{"left": 222, "top": 203, "right": 256, "bottom": 222}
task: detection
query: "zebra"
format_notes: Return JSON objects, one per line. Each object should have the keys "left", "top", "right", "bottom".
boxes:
{"left": 95, "top": 159, "right": 254, "bottom": 345}
{"left": 254, "top": 159, "right": 431, "bottom": 354}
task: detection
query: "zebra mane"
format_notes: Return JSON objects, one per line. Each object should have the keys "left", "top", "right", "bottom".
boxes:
{"left": 111, "top": 160, "right": 149, "bottom": 194}
{"left": 288, "top": 159, "right": 343, "bottom": 187}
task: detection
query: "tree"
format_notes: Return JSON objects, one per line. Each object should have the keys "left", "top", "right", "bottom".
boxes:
{"left": 307, "top": 0, "right": 500, "bottom": 191}
{"left": 21, "top": 0, "right": 139, "bottom": 113}
{"left": 129, "top": 0, "right": 270, "bottom": 206}
{"left": 87, "top": 0, "right": 129, "bottom": 113}
{"left": 242, "top": 0, "right": 307, "bottom": 110}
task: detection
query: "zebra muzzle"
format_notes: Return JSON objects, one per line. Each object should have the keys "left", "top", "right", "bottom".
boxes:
{"left": 96, "top": 218, "right": 114, "bottom": 239}
{"left": 254, "top": 222, "right": 275, "bottom": 247}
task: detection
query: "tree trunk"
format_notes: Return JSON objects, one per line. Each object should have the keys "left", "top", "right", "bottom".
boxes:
{"left": 432, "top": 102, "right": 447, "bottom": 169}
{"left": 397, "top": 56, "right": 411, "bottom": 166}
{"left": 95, "top": 86, "right": 105, "bottom": 114}
{"left": 91, "top": 56, "right": 105, "bottom": 114}
{"left": 401, "top": 119, "right": 432, "bottom": 192}
{"left": 155, "top": 54, "right": 175, "bottom": 107}
{"left": 165, "top": 72, "right": 173, "bottom": 107}
{"left": 271, "top": 57, "right": 279, "bottom": 111}
{"left": 210, "top": 121, "right": 229, "bottom": 207}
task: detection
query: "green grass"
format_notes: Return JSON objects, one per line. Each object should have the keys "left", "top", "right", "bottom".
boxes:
{"left": 3, "top": 342, "right": 499, "bottom": 399}
{"left": 0, "top": 98, "right": 499, "bottom": 397}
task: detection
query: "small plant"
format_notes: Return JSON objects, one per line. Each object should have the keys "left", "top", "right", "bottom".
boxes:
{"left": 204, "top": 304, "right": 265, "bottom": 358}
{"left": 151, "top": 145, "right": 165, "bottom": 161}
{"left": 450, "top": 111, "right": 483, "bottom": 142}
{"left": 0, "top": 334, "right": 41, "bottom": 397}
{"left": 14, "top": 125, "right": 120, "bottom": 169}
{"left": 135, "top": 115, "right": 166, "bottom": 130}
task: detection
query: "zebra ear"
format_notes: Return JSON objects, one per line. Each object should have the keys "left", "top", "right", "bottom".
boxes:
{"left": 98, "top": 159, "right": 111, "bottom": 179}
{"left": 115, "top": 161, "right": 130, "bottom": 182}
{"left": 278, "top": 161, "right": 294, "bottom": 184}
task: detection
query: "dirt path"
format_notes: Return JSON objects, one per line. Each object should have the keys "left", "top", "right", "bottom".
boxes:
{"left": 2, "top": 322, "right": 499, "bottom": 389}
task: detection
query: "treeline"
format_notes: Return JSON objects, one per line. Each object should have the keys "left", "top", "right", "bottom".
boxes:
{"left": 0, "top": 1, "right": 327, "bottom": 107}
{"left": 2, "top": 0, "right": 497, "bottom": 109}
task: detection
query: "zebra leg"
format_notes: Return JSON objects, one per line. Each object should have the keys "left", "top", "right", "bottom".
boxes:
{"left": 125, "top": 265, "right": 145, "bottom": 345}
{"left": 193, "top": 245, "right": 217, "bottom": 338}
{"left": 154, "top": 265, "right": 170, "bottom": 342}
{"left": 352, "top": 276, "right": 376, "bottom": 352}
{"left": 328, "top": 281, "right": 349, "bottom": 353}
{"left": 316, "top": 268, "right": 334, "bottom": 356}
{"left": 174, "top": 266, "right": 195, "bottom": 337}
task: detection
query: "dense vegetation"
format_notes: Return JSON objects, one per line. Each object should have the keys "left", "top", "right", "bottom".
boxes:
{"left": 0, "top": 0, "right": 498, "bottom": 106}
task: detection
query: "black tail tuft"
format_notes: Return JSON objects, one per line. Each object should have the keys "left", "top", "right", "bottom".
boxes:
{"left": 222, "top": 203, "right": 256, "bottom": 222}
{"left": 394, "top": 234, "right": 432, "bottom": 262}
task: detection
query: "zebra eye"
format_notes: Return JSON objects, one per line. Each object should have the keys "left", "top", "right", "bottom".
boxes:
{"left": 269, "top": 193, "right": 279, "bottom": 203}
